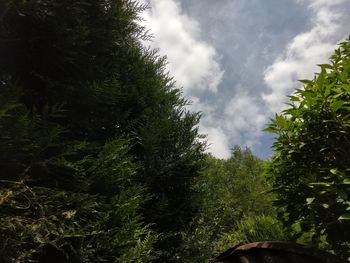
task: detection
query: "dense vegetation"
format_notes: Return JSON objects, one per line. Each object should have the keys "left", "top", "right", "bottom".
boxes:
{"left": 266, "top": 37, "right": 350, "bottom": 261}
{"left": 179, "top": 147, "right": 286, "bottom": 262}
{"left": 0, "top": 0, "right": 349, "bottom": 262}
{"left": 0, "top": 0, "right": 204, "bottom": 261}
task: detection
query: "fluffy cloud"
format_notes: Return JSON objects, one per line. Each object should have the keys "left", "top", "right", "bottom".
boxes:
{"left": 200, "top": 126, "right": 231, "bottom": 159}
{"left": 141, "top": 0, "right": 350, "bottom": 159}
{"left": 141, "top": 0, "right": 228, "bottom": 158}
{"left": 224, "top": 92, "right": 267, "bottom": 147}
{"left": 186, "top": 96, "right": 231, "bottom": 159}
{"left": 141, "top": 0, "right": 224, "bottom": 94}
{"left": 263, "top": 0, "right": 349, "bottom": 113}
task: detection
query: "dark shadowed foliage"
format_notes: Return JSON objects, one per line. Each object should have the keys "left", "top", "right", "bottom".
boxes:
{"left": 0, "top": 0, "right": 205, "bottom": 261}
{"left": 211, "top": 241, "right": 342, "bottom": 263}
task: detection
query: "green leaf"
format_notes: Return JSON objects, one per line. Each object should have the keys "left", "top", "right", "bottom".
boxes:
{"left": 338, "top": 214, "right": 350, "bottom": 221}
{"left": 324, "top": 85, "right": 332, "bottom": 97}
{"left": 341, "top": 179, "right": 350, "bottom": 185}
{"left": 316, "top": 70, "right": 326, "bottom": 89}
{"left": 299, "top": 79, "right": 313, "bottom": 85}
{"left": 318, "top": 64, "right": 333, "bottom": 70}
{"left": 342, "top": 84, "right": 350, "bottom": 92}
{"left": 330, "top": 169, "right": 338, "bottom": 175}
{"left": 289, "top": 95, "right": 300, "bottom": 102}
{"left": 274, "top": 114, "right": 289, "bottom": 130}
{"left": 309, "top": 182, "right": 332, "bottom": 187}
{"left": 306, "top": 197, "right": 315, "bottom": 205}
{"left": 264, "top": 126, "right": 278, "bottom": 133}
{"left": 331, "top": 100, "right": 344, "bottom": 112}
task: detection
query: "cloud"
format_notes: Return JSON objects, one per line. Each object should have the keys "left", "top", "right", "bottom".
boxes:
{"left": 263, "top": 0, "right": 350, "bottom": 113}
{"left": 224, "top": 92, "right": 267, "bottom": 147}
{"left": 186, "top": 96, "right": 231, "bottom": 159}
{"left": 141, "top": 0, "right": 228, "bottom": 158}
{"left": 141, "top": 0, "right": 224, "bottom": 94}
{"left": 141, "top": 0, "right": 350, "bottom": 159}
{"left": 200, "top": 126, "right": 231, "bottom": 159}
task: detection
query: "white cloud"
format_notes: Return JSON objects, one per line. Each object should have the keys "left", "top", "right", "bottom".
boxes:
{"left": 141, "top": 0, "right": 224, "bottom": 94}
{"left": 141, "top": 0, "right": 350, "bottom": 159}
{"left": 263, "top": 0, "right": 349, "bottom": 113}
{"left": 200, "top": 126, "right": 231, "bottom": 159}
{"left": 141, "top": 0, "right": 228, "bottom": 158}
{"left": 186, "top": 96, "right": 231, "bottom": 159}
{"left": 224, "top": 92, "right": 267, "bottom": 147}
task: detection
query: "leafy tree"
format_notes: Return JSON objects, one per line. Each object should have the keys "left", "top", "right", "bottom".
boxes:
{"left": 196, "top": 147, "right": 276, "bottom": 233}
{"left": 266, "top": 37, "right": 350, "bottom": 260}
{"left": 180, "top": 147, "right": 284, "bottom": 262}
{"left": 213, "top": 215, "right": 286, "bottom": 255}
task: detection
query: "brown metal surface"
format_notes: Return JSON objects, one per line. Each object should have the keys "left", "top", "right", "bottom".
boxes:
{"left": 210, "top": 241, "right": 343, "bottom": 263}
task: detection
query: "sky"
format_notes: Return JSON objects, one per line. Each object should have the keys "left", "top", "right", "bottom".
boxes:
{"left": 140, "top": 0, "right": 350, "bottom": 159}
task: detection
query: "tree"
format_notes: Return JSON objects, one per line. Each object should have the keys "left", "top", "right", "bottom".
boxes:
{"left": 266, "top": 37, "right": 350, "bottom": 260}
{"left": 0, "top": 0, "right": 205, "bottom": 261}
{"left": 0, "top": 85, "right": 158, "bottom": 262}
{"left": 180, "top": 147, "right": 285, "bottom": 262}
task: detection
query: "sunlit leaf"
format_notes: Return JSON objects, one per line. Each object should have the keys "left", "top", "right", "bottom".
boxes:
{"left": 338, "top": 214, "right": 350, "bottom": 221}
{"left": 306, "top": 197, "right": 315, "bottom": 205}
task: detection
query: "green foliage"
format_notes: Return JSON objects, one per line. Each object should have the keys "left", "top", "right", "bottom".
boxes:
{"left": 213, "top": 215, "right": 286, "bottom": 255}
{"left": 0, "top": 0, "right": 205, "bottom": 261}
{"left": 195, "top": 147, "right": 276, "bottom": 231}
{"left": 0, "top": 96, "right": 158, "bottom": 262}
{"left": 180, "top": 148, "right": 285, "bottom": 262}
{"left": 266, "top": 36, "right": 350, "bottom": 260}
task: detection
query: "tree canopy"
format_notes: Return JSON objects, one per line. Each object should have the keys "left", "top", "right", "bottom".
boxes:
{"left": 1, "top": 0, "right": 348, "bottom": 262}
{"left": 0, "top": 0, "right": 204, "bottom": 261}
{"left": 179, "top": 148, "right": 286, "bottom": 262}
{"left": 266, "top": 37, "right": 350, "bottom": 261}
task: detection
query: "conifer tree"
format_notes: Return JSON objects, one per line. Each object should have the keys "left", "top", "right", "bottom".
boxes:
{"left": 0, "top": 0, "right": 205, "bottom": 261}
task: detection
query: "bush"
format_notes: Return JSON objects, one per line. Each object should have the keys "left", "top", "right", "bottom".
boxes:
{"left": 266, "top": 36, "right": 350, "bottom": 260}
{"left": 213, "top": 215, "right": 287, "bottom": 254}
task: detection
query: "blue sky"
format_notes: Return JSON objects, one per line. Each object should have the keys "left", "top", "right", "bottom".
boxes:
{"left": 141, "top": 0, "right": 350, "bottom": 159}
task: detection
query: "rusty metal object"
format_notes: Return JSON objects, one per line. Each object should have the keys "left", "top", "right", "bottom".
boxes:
{"left": 210, "top": 241, "right": 343, "bottom": 263}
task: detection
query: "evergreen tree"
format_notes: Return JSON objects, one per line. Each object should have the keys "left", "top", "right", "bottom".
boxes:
{"left": 0, "top": 0, "right": 205, "bottom": 261}
{"left": 0, "top": 80, "right": 158, "bottom": 262}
